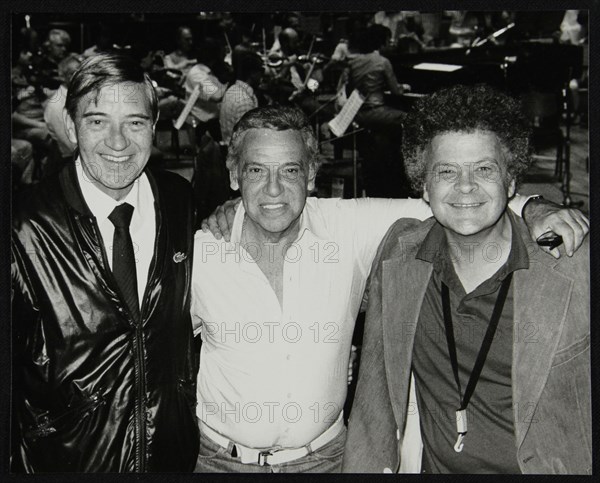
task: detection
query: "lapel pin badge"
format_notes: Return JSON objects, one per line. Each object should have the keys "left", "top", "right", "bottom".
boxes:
{"left": 173, "top": 252, "right": 187, "bottom": 263}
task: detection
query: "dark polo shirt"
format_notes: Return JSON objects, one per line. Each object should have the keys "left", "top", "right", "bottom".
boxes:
{"left": 412, "top": 212, "right": 529, "bottom": 473}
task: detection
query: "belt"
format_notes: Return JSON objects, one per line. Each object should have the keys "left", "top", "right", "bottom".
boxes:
{"left": 199, "top": 412, "right": 345, "bottom": 466}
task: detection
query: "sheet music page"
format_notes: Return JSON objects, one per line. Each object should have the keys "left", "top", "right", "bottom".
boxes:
{"left": 174, "top": 84, "right": 200, "bottom": 130}
{"left": 328, "top": 89, "right": 364, "bottom": 137}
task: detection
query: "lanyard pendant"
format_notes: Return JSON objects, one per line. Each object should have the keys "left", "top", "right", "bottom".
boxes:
{"left": 454, "top": 409, "right": 468, "bottom": 453}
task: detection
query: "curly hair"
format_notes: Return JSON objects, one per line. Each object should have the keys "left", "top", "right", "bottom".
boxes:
{"left": 403, "top": 84, "right": 532, "bottom": 194}
{"left": 226, "top": 105, "right": 321, "bottom": 175}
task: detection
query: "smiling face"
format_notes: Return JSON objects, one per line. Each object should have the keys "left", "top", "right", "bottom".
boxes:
{"left": 230, "top": 128, "right": 316, "bottom": 241}
{"left": 65, "top": 82, "right": 155, "bottom": 200}
{"left": 423, "top": 130, "right": 516, "bottom": 239}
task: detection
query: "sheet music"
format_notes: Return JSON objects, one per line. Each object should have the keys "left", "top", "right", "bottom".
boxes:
{"left": 328, "top": 89, "right": 364, "bottom": 137}
{"left": 174, "top": 84, "right": 200, "bottom": 130}
{"left": 412, "top": 62, "right": 463, "bottom": 72}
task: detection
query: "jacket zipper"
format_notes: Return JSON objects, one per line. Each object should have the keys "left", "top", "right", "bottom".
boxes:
{"left": 85, "top": 215, "right": 147, "bottom": 472}
{"left": 134, "top": 326, "right": 146, "bottom": 472}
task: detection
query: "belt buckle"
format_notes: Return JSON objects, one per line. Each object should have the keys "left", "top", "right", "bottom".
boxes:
{"left": 257, "top": 449, "right": 278, "bottom": 466}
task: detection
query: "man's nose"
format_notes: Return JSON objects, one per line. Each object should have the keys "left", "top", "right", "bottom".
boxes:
{"left": 105, "top": 124, "right": 129, "bottom": 151}
{"left": 265, "top": 171, "right": 283, "bottom": 197}
{"left": 454, "top": 167, "right": 478, "bottom": 193}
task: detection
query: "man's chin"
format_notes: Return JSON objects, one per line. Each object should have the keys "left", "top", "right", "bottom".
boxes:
{"left": 443, "top": 222, "right": 487, "bottom": 238}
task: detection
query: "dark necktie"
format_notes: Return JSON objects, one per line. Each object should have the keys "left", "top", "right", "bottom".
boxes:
{"left": 108, "top": 203, "right": 140, "bottom": 320}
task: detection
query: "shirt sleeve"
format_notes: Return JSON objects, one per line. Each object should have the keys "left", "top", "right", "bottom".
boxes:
{"left": 346, "top": 197, "right": 432, "bottom": 275}
{"left": 508, "top": 193, "right": 535, "bottom": 216}
{"left": 190, "top": 238, "right": 206, "bottom": 337}
{"left": 198, "top": 74, "right": 227, "bottom": 101}
{"left": 382, "top": 58, "right": 401, "bottom": 96}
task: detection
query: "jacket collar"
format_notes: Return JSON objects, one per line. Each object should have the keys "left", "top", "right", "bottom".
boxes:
{"left": 59, "top": 157, "right": 93, "bottom": 216}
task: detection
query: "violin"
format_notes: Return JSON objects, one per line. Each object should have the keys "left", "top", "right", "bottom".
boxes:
{"left": 297, "top": 53, "right": 329, "bottom": 65}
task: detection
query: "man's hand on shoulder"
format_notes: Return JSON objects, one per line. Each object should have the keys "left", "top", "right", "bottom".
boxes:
{"left": 523, "top": 197, "right": 589, "bottom": 258}
{"left": 200, "top": 198, "right": 241, "bottom": 242}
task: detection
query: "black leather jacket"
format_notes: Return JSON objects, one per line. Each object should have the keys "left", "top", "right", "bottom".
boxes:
{"left": 11, "top": 163, "right": 199, "bottom": 472}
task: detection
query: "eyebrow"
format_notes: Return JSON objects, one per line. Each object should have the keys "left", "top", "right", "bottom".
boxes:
{"left": 81, "top": 112, "right": 152, "bottom": 120}
{"left": 431, "top": 158, "right": 499, "bottom": 167}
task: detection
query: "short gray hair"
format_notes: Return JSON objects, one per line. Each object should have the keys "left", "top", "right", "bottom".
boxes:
{"left": 226, "top": 106, "right": 320, "bottom": 175}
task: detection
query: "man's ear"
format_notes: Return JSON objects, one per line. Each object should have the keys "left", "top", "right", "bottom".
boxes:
{"left": 507, "top": 177, "right": 516, "bottom": 199}
{"left": 423, "top": 181, "right": 430, "bottom": 203}
{"left": 229, "top": 170, "right": 239, "bottom": 191}
{"left": 64, "top": 108, "right": 78, "bottom": 145}
{"left": 307, "top": 163, "right": 317, "bottom": 192}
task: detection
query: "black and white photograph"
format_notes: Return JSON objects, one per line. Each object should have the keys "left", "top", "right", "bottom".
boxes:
{"left": 5, "top": 2, "right": 593, "bottom": 477}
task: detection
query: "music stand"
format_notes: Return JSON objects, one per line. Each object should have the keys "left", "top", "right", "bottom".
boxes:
{"left": 326, "top": 90, "right": 365, "bottom": 198}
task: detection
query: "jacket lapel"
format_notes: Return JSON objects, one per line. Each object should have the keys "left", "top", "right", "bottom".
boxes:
{"left": 512, "top": 244, "right": 572, "bottom": 450}
{"left": 381, "top": 231, "right": 433, "bottom": 431}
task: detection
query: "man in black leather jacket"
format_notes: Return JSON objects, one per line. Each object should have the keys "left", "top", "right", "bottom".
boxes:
{"left": 11, "top": 53, "right": 199, "bottom": 472}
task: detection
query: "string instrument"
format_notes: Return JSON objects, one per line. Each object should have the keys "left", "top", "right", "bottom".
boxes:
{"left": 264, "top": 52, "right": 329, "bottom": 96}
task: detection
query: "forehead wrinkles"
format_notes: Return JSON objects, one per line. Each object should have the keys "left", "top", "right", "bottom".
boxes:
{"left": 241, "top": 129, "right": 308, "bottom": 165}
{"left": 429, "top": 131, "right": 504, "bottom": 162}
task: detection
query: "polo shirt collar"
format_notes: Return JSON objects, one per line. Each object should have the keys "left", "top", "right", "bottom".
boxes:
{"left": 416, "top": 211, "right": 530, "bottom": 295}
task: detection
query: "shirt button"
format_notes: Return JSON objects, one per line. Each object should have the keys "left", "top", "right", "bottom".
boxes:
{"left": 286, "top": 354, "right": 291, "bottom": 361}
{"left": 287, "top": 393, "right": 292, "bottom": 399}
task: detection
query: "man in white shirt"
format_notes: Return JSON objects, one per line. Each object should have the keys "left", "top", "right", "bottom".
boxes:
{"left": 12, "top": 52, "right": 199, "bottom": 472}
{"left": 192, "top": 105, "right": 588, "bottom": 473}
{"left": 164, "top": 26, "right": 197, "bottom": 77}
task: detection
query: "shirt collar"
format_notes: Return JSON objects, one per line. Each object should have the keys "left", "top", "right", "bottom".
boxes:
{"left": 75, "top": 156, "right": 147, "bottom": 222}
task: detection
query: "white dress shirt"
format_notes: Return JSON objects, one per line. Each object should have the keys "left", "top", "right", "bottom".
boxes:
{"left": 75, "top": 158, "right": 156, "bottom": 306}
{"left": 191, "top": 197, "right": 431, "bottom": 448}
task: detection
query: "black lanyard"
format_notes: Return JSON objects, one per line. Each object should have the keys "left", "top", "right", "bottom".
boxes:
{"left": 441, "top": 272, "right": 513, "bottom": 452}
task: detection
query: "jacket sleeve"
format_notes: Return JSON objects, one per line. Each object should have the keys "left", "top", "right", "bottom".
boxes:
{"left": 10, "top": 234, "right": 38, "bottom": 472}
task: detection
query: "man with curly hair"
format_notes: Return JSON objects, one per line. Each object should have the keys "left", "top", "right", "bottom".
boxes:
{"left": 343, "top": 84, "right": 591, "bottom": 474}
